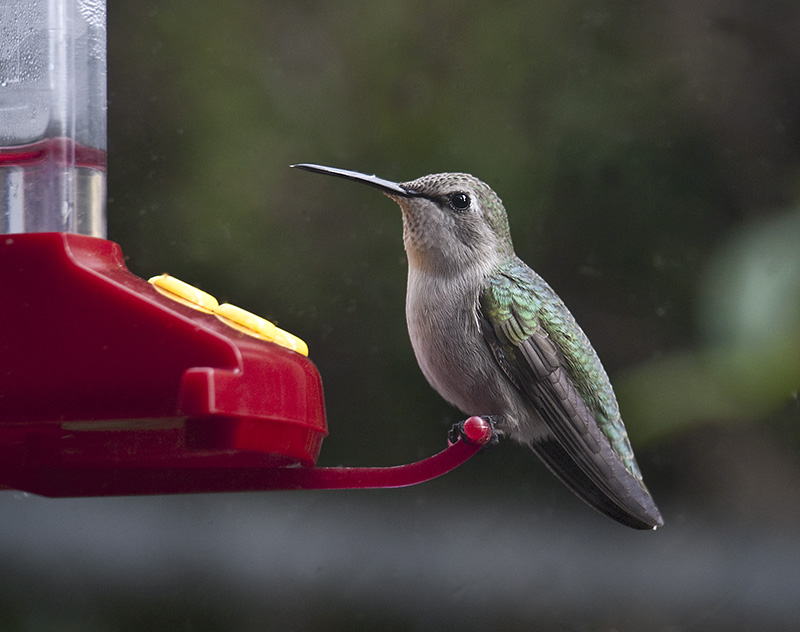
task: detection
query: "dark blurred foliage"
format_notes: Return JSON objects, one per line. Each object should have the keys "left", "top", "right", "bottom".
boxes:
{"left": 4, "top": 0, "right": 800, "bottom": 629}
{"left": 108, "top": 0, "right": 799, "bottom": 463}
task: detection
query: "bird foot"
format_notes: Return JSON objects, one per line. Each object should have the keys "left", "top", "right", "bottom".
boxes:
{"left": 448, "top": 415, "right": 500, "bottom": 450}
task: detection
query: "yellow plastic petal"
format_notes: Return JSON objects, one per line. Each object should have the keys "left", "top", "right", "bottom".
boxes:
{"left": 148, "top": 274, "right": 308, "bottom": 355}
{"left": 273, "top": 327, "right": 309, "bottom": 356}
{"left": 214, "top": 303, "right": 278, "bottom": 340}
{"left": 148, "top": 274, "right": 219, "bottom": 313}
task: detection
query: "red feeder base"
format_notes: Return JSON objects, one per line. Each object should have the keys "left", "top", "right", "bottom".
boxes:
{"left": 0, "top": 233, "right": 492, "bottom": 497}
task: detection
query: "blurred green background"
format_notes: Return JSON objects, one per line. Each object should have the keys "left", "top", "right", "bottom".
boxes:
{"left": 3, "top": 0, "right": 800, "bottom": 630}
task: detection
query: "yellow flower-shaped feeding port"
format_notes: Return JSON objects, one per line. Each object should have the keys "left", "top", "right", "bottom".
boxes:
{"left": 148, "top": 274, "right": 308, "bottom": 356}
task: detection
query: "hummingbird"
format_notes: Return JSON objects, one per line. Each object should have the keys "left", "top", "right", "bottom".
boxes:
{"left": 293, "top": 163, "right": 663, "bottom": 530}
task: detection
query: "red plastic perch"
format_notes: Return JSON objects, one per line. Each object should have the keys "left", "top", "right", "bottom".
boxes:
{"left": 0, "top": 417, "right": 494, "bottom": 497}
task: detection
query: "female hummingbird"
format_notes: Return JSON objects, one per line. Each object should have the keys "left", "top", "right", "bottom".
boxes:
{"left": 294, "top": 164, "right": 663, "bottom": 530}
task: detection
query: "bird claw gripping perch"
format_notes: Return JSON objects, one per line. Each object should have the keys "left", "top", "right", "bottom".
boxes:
{"left": 449, "top": 416, "right": 500, "bottom": 450}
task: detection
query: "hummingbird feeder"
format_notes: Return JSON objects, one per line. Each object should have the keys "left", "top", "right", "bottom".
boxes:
{"left": 0, "top": 0, "right": 491, "bottom": 498}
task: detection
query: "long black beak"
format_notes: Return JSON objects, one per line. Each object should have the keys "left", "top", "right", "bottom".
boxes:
{"left": 291, "top": 163, "right": 421, "bottom": 197}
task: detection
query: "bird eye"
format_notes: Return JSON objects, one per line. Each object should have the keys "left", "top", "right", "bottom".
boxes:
{"left": 448, "top": 192, "right": 471, "bottom": 211}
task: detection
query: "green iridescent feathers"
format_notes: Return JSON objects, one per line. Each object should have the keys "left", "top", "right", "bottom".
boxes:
{"left": 479, "top": 260, "right": 642, "bottom": 481}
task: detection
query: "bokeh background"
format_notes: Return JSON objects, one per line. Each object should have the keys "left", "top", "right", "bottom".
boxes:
{"left": 3, "top": 0, "right": 800, "bottom": 629}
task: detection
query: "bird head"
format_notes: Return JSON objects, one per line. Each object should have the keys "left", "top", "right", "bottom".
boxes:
{"left": 293, "top": 164, "right": 514, "bottom": 276}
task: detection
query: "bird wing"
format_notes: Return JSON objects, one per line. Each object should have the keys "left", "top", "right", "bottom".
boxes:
{"left": 479, "top": 266, "right": 663, "bottom": 529}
